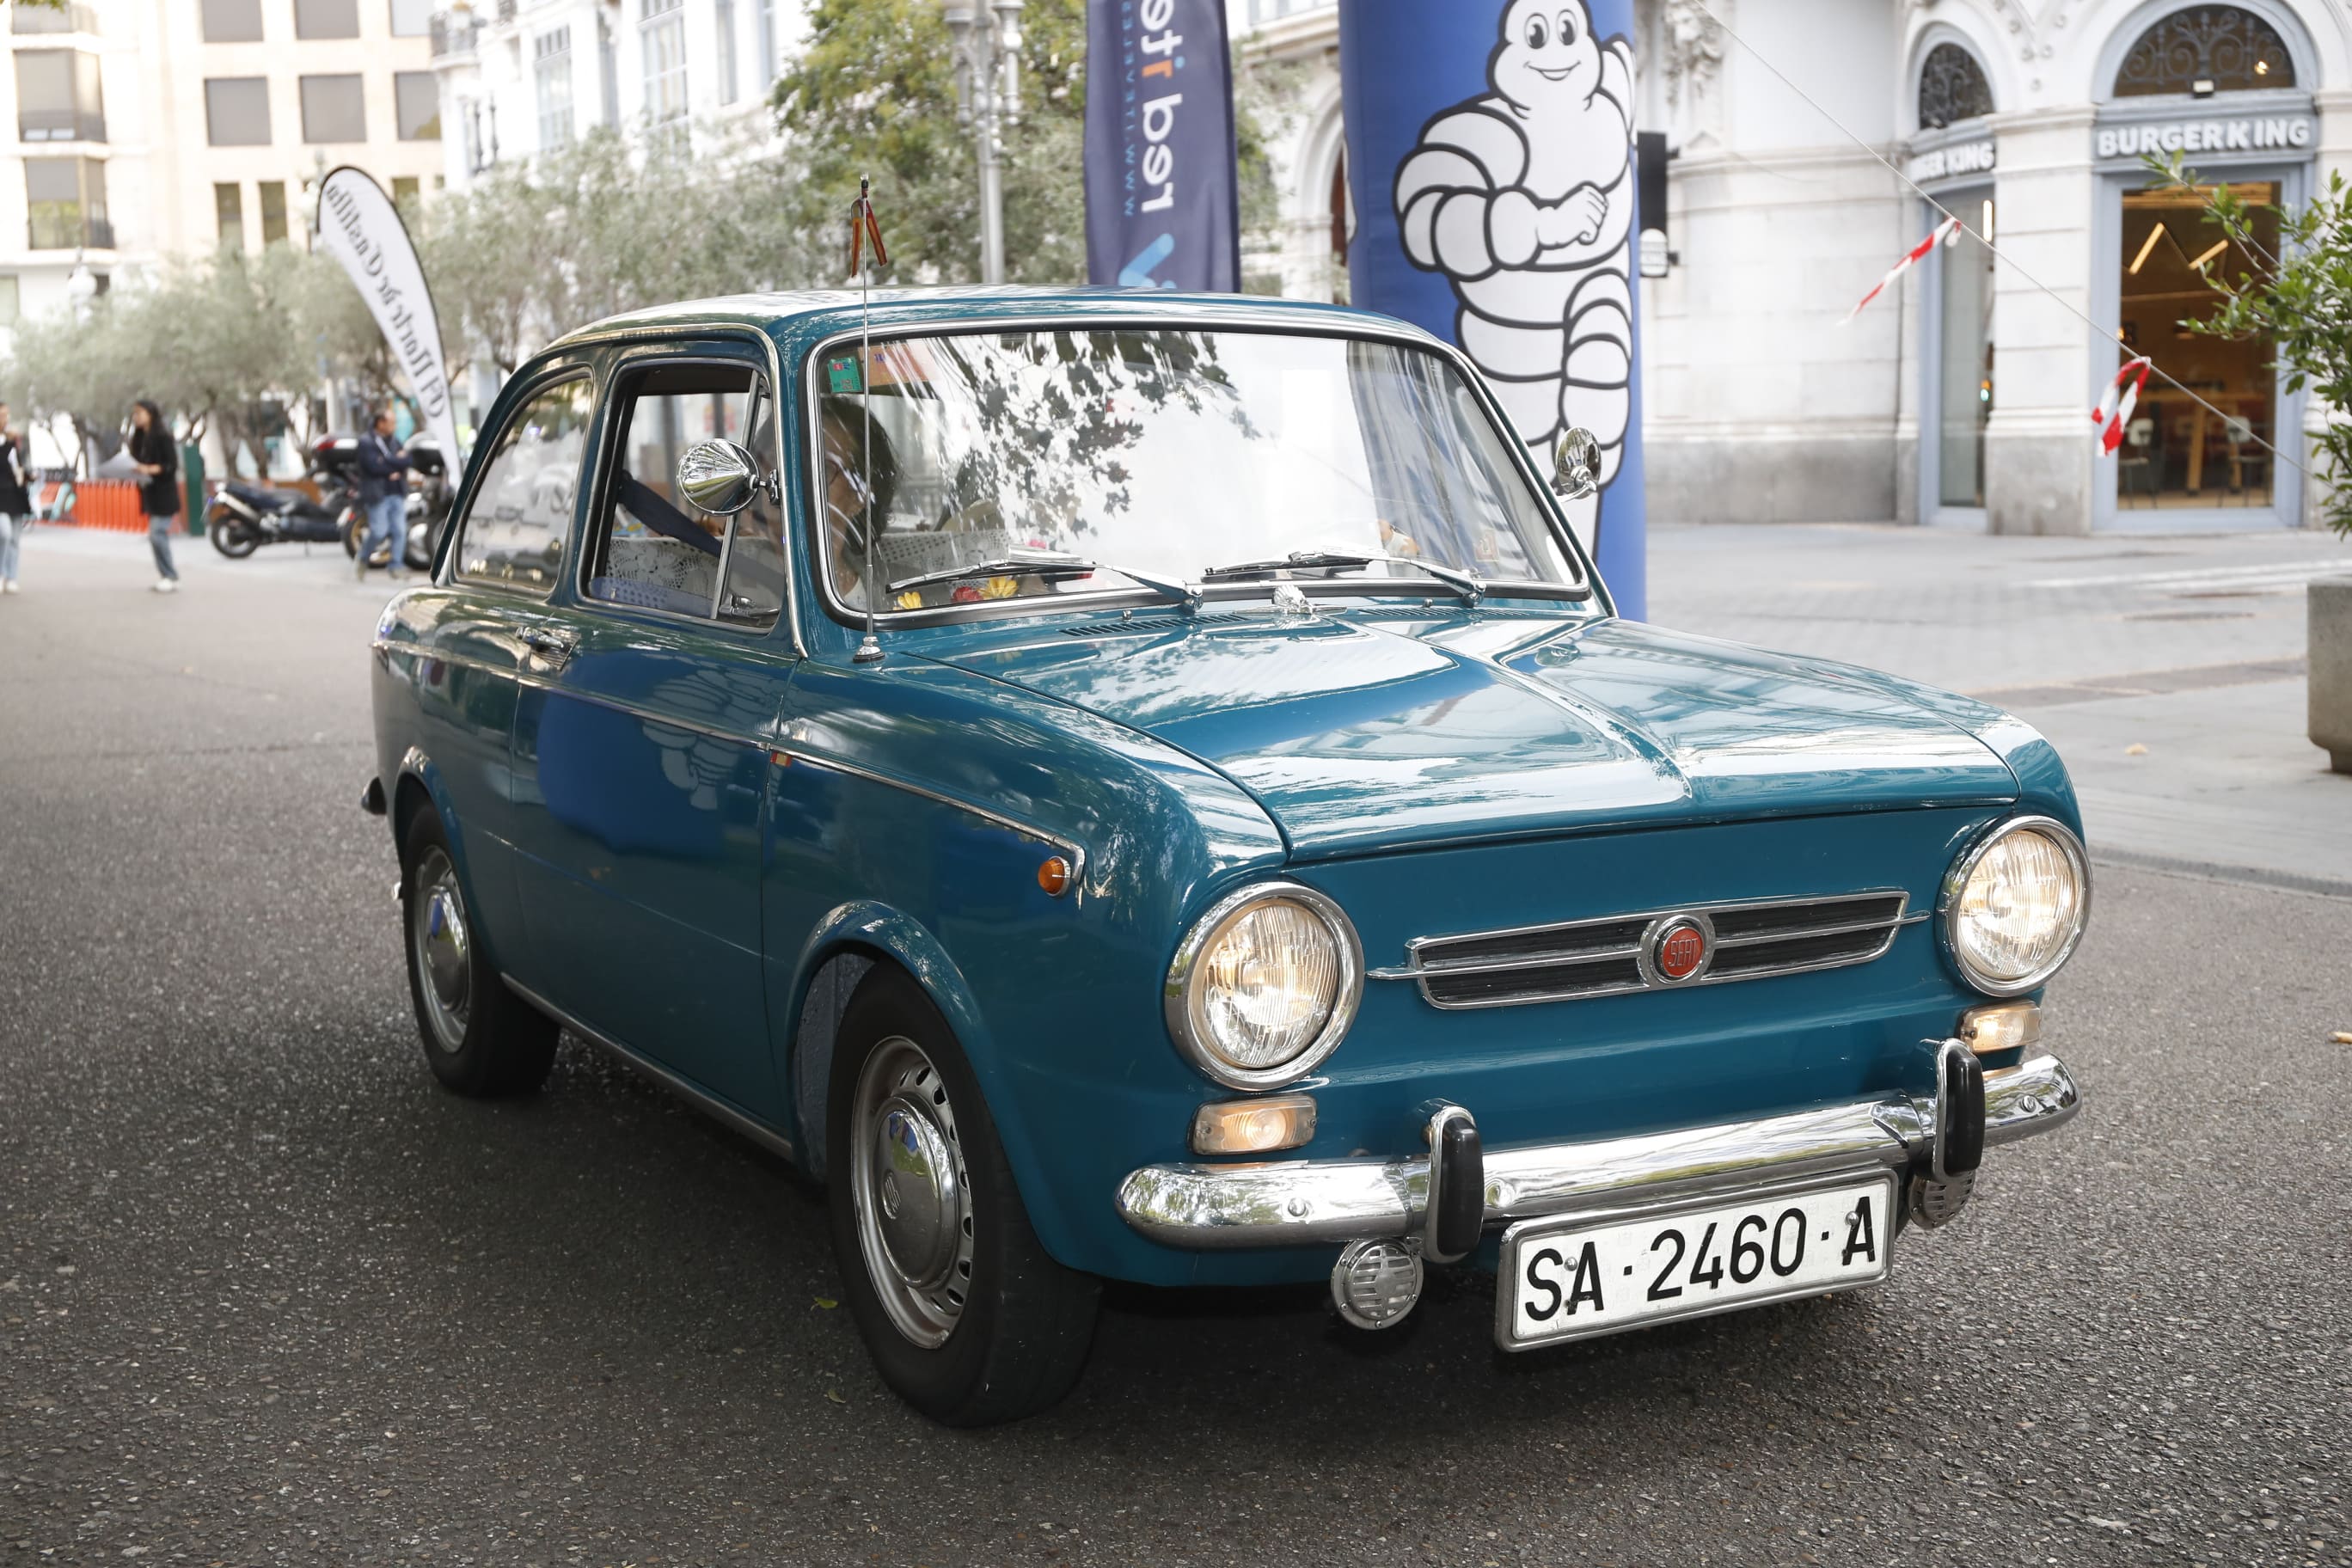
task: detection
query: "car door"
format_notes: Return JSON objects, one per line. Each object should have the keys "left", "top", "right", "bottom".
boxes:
{"left": 505, "top": 344, "right": 795, "bottom": 1118}
{"left": 401, "top": 368, "right": 598, "bottom": 959}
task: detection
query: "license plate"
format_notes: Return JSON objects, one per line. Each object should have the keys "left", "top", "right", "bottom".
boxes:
{"left": 1496, "top": 1171, "right": 1897, "bottom": 1351}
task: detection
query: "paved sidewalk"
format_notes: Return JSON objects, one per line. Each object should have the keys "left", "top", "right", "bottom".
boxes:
{"left": 1648, "top": 522, "right": 2352, "bottom": 891}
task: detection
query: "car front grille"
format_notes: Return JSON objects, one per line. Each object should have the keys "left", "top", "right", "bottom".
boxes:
{"left": 1377, "top": 891, "right": 1920, "bottom": 1010}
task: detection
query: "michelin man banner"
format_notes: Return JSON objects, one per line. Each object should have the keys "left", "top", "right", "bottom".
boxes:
{"left": 1084, "top": 0, "right": 1240, "bottom": 292}
{"left": 1339, "top": 0, "right": 1646, "bottom": 617}
{"left": 314, "top": 166, "right": 463, "bottom": 475}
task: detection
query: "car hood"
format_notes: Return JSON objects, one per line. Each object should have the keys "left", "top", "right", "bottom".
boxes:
{"left": 920, "top": 609, "right": 2019, "bottom": 859}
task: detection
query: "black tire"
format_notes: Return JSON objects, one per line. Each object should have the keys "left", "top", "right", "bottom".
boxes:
{"left": 400, "top": 811, "right": 557, "bottom": 1097}
{"left": 210, "top": 520, "right": 259, "bottom": 559}
{"left": 342, "top": 512, "right": 363, "bottom": 557}
{"left": 827, "top": 967, "right": 1100, "bottom": 1426}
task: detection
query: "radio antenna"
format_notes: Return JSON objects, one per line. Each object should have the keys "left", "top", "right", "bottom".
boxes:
{"left": 850, "top": 174, "right": 890, "bottom": 664}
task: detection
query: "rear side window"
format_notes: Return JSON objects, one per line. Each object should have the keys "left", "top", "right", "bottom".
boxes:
{"left": 454, "top": 377, "right": 592, "bottom": 595}
{"left": 585, "top": 359, "right": 783, "bottom": 629}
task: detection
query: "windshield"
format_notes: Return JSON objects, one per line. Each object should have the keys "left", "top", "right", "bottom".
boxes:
{"left": 808, "top": 328, "right": 1581, "bottom": 615}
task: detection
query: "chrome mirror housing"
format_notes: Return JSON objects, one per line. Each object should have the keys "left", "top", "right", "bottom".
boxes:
{"left": 677, "top": 438, "right": 762, "bottom": 516}
{"left": 1553, "top": 427, "right": 1602, "bottom": 500}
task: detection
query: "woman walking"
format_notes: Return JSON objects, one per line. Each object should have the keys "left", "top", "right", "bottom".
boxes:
{"left": 128, "top": 400, "right": 180, "bottom": 593}
{"left": 0, "top": 401, "right": 28, "bottom": 593}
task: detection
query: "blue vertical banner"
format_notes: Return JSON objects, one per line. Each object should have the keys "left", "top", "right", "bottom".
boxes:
{"left": 1338, "top": 0, "right": 1646, "bottom": 617}
{"left": 1085, "top": 0, "right": 1241, "bottom": 292}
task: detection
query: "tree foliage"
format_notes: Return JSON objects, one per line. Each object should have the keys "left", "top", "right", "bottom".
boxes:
{"left": 2164, "top": 156, "right": 2352, "bottom": 536}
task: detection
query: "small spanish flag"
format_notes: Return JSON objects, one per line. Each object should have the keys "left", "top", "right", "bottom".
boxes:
{"left": 848, "top": 175, "right": 889, "bottom": 276}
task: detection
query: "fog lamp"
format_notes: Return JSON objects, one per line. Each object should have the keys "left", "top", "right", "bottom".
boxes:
{"left": 1330, "top": 1239, "right": 1422, "bottom": 1330}
{"left": 1191, "top": 1093, "right": 1316, "bottom": 1155}
{"left": 1957, "top": 1000, "right": 2042, "bottom": 1056}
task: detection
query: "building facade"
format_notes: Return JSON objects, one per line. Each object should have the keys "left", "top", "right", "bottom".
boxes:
{"left": 426, "top": 0, "right": 795, "bottom": 190}
{"left": 0, "top": 0, "right": 444, "bottom": 336}
{"left": 1239, "top": 0, "right": 2351, "bottom": 534}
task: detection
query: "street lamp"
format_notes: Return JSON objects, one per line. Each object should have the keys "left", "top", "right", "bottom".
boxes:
{"left": 941, "top": 0, "right": 1022, "bottom": 285}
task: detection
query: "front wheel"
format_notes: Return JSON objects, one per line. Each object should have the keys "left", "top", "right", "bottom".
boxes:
{"left": 342, "top": 512, "right": 364, "bottom": 557}
{"left": 400, "top": 812, "right": 557, "bottom": 1096}
{"left": 828, "top": 968, "right": 1099, "bottom": 1426}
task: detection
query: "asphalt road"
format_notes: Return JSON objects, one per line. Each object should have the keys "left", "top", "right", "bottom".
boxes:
{"left": 3, "top": 536, "right": 2349, "bottom": 1567}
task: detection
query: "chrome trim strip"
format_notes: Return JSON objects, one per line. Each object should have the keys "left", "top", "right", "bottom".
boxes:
{"left": 1112, "top": 1052, "right": 2079, "bottom": 1251}
{"left": 1372, "top": 891, "right": 1923, "bottom": 1010}
{"left": 505, "top": 977, "right": 798, "bottom": 1161}
{"left": 375, "top": 636, "right": 1090, "bottom": 880}
{"left": 372, "top": 638, "right": 775, "bottom": 753}
{"left": 797, "top": 314, "right": 1608, "bottom": 637}
{"left": 773, "top": 744, "right": 1089, "bottom": 884}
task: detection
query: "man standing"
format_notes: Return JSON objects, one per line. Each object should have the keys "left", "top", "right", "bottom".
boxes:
{"left": 0, "top": 401, "right": 28, "bottom": 594}
{"left": 356, "top": 408, "right": 411, "bottom": 583}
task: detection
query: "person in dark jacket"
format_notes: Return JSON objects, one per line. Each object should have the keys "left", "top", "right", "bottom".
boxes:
{"left": 0, "top": 401, "right": 29, "bottom": 593}
{"left": 128, "top": 400, "right": 180, "bottom": 593}
{"left": 355, "top": 408, "right": 411, "bottom": 582}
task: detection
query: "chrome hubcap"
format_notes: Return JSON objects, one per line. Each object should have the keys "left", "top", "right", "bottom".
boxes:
{"left": 410, "top": 847, "right": 471, "bottom": 1051}
{"left": 849, "top": 1037, "right": 974, "bottom": 1348}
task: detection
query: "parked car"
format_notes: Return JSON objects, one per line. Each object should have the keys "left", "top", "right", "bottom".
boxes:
{"left": 364, "top": 288, "right": 2087, "bottom": 1426}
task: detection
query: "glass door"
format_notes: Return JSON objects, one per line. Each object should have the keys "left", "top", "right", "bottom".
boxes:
{"left": 2114, "top": 180, "right": 2281, "bottom": 511}
{"left": 1921, "top": 191, "right": 1994, "bottom": 525}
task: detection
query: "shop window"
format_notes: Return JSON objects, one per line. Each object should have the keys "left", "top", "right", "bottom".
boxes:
{"left": 1938, "top": 203, "right": 1995, "bottom": 509}
{"left": 300, "top": 74, "right": 366, "bottom": 143}
{"left": 2115, "top": 7, "right": 2293, "bottom": 96}
{"left": 215, "top": 181, "right": 243, "bottom": 249}
{"left": 205, "top": 77, "right": 272, "bottom": 145}
{"left": 1918, "top": 43, "right": 1993, "bottom": 129}
{"left": 2116, "top": 181, "right": 2280, "bottom": 508}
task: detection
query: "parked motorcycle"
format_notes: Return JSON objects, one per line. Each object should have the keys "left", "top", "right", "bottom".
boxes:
{"left": 206, "top": 479, "right": 355, "bottom": 559}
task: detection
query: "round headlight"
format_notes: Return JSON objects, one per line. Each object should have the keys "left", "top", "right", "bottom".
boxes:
{"left": 1941, "top": 817, "right": 2090, "bottom": 996}
{"left": 1166, "top": 883, "right": 1363, "bottom": 1090}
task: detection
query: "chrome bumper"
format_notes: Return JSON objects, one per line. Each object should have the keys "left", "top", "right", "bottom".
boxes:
{"left": 1114, "top": 1051, "right": 2079, "bottom": 1251}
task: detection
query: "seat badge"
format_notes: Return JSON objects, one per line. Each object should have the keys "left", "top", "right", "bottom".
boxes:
{"left": 1645, "top": 914, "right": 1714, "bottom": 984}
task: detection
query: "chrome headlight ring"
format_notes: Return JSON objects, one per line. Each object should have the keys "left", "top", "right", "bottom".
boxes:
{"left": 1938, "top": 814, "right": 2092, "bottom": 998}
{"left": 1164, "top": 880, "right": 1364, "bottom": 1092}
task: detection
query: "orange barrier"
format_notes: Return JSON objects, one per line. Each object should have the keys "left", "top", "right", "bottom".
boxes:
{"left": 40, "top": 477, "right": 190, "bottom": 533}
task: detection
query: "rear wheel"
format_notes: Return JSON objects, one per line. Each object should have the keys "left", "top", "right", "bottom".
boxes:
{"left": 828, "top": 968, "right": 1099, "bottom": 1425}
{"left": 401, "top": 812, "right": 557, "bottom": 1097}
{"left": 210, "top": 519, "right": 259, "bottom": 558}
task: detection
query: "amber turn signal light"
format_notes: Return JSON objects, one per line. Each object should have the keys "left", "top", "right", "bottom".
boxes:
{"left": 1957, "top": 1000, "right": 2042, "bottom": 1056}
{"left": 1037, "top": 856, "right": 1072, "bottom": 897}
{"left": 1191, "top": 1094, "right": 1317, "bottom": 1156}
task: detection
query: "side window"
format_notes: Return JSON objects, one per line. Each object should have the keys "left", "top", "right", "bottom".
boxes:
{"left": 455, "top": 377, "right": 592, "bottom": 594}
{"left": 586, "top": 359, "right": 783, "bottom": 629}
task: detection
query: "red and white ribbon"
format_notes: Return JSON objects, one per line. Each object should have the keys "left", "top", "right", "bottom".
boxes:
{"left": 2091, "top": 357, "right": 2153, "bottom": 454}
{"left": 1842, "top": 215, "right": 1962, "bottom": 324}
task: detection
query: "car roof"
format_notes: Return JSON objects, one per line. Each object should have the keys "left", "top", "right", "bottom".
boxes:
{"left": 544, "top": 285, "right": 1440, "bottom": 362}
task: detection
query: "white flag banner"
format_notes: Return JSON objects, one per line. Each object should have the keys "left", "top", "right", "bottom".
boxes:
{"left": 313, "top": 166, "right": 462, "bottom": 476}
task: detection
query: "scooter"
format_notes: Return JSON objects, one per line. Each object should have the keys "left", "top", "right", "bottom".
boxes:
{"left": 207, "top": 477, "right": 356, "bottom": 559}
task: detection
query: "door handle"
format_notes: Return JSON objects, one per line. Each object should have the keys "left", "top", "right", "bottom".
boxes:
{"left": 519, "top": 628, "right": 578, "bottom": 667}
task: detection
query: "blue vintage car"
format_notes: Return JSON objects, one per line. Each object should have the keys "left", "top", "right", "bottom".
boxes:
{"left": 364, "top": 288, "right": 2086, "bottom": 1425}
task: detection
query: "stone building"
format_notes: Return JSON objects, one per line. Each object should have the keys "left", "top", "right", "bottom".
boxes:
{"left": 1237, "top": 0, "right": 2349, "bottom": 535}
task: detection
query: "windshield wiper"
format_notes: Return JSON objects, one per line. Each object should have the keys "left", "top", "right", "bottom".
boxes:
{"left": 885, "top": 553, "right": 1200, "bottom": 611}
{"left": 1200, "top": 549, "right": 1491, "bottom": 606}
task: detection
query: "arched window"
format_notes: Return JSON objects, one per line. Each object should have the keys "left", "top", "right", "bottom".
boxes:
{"left": 1918, "top": 43, "right": 1994, "bottom": 130}
{"left": 2114, "top": 6, "right": 2294, "bottom": 96}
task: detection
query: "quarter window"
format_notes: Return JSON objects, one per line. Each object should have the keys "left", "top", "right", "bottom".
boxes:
{"left": 585, "top": 361, "right": 782, "bottom": 628}
{"left": 456, "top": 378, "right": 594, "bottom": 595}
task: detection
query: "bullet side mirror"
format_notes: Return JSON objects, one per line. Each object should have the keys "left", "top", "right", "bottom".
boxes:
{"left": 1553, "top": 427, "right": 1601, "bottom": 500}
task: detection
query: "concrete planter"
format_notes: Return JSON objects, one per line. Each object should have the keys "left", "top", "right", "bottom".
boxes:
{"left": 2315, "top": 577, "right": 2352, "bottom": 775}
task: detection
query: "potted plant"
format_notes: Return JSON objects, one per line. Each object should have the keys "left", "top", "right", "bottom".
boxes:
{"left": 2163, "top": 159, "right": 2352, "bottom": 773}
